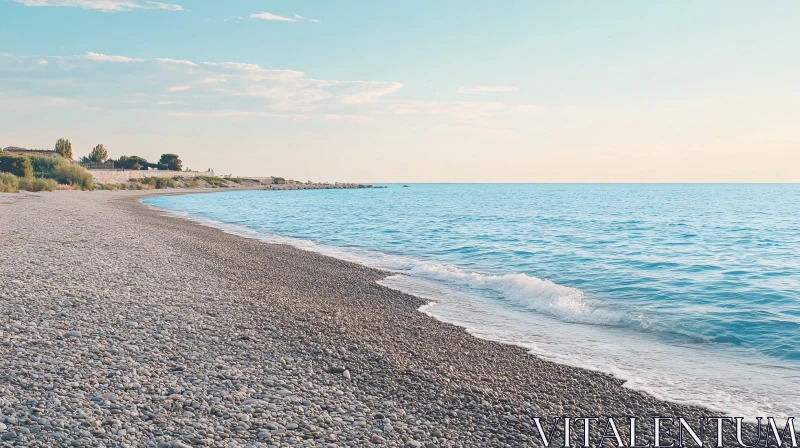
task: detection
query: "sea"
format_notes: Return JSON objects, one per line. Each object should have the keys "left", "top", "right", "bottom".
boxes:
{"left": 143, "top": 184, "right": 800, "bottom": 418}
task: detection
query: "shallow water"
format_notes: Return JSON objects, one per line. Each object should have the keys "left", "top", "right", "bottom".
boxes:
{"left": 144, "top": 184, "right": 800, "bottom": 417}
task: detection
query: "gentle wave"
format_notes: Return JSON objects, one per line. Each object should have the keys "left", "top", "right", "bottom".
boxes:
{"left": 153, "top": 203, "right": 612, "bottom": 324}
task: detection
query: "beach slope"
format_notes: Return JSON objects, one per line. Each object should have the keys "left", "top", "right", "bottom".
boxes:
{"left": 0, "top": 191, "right": 758, "bottom": 447}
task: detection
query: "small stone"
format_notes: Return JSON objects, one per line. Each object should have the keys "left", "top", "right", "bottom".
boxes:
{"left": 1, "top": 432, "right": 16, "bottom": 441}
{"left": 343, "top": 370, "right": 351, "bottom": 380}
{"left": 371, "top": 434, "right": 385, "bottom": 444}
{"left": 64, "top": 330, "right": 82, "bottom": 338}
{"left": 286, "top": 423, "right": 298, "bottom": 430}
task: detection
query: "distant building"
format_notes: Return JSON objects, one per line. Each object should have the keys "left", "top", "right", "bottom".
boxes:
{"left": 2, "top": 147, "right": 60, "bottom": 158}
{"left": 2, "top": 146, "right": 76, "bottom": 163}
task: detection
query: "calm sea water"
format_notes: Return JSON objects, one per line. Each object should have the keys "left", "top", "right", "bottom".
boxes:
{"left": 144, "top": 184, "right": 800, "bottom": 417}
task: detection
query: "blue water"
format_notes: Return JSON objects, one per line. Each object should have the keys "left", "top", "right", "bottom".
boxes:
{"left": 144, "top": 184, "right": 800, "bottom": 417}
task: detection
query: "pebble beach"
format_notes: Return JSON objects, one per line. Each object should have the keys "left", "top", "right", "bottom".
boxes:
{"left": 0, "top": 190, "right": 762, "bottom": 447}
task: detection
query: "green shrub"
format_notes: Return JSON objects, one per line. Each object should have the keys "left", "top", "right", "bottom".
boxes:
{"left": 155, "top": 177, "right": 176, "bottom": 189}
{"left": 229, "top": 177, "right": 243, "bottom": 184}
{"left": 101, "top": 183, "right": 131, "bottom": 191}
{"left": 0, "top": 154, "right": 33, "bottom": 178}
{"left": 183, "top": 180, "right": 199, "bottom": 189}
{"left": 28, "top": 156, "right": 62, "bottom": 179}
{"left": 197, "top": 176, "right": 227, "bottom": 187}
{"left": 54, "top": 163, "right": 95, "bottom": 190}
{"left": 19, "top": 177, "right": 57, "bottom": 192}
{"left": 139, "top": 177, "right": 157, "bottom": 187}
{"left": 0, "top": 172, "right": 20, "bottom": 193}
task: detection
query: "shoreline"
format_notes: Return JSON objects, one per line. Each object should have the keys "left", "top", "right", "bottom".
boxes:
{"left": 0, "top": 190, "right": 764, "bottom": 447}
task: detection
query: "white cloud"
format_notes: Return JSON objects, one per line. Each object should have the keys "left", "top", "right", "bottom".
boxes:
{"left": 249, "top": 11, "right": 320, "bottom": 23}
{"left": 156, "top": 57, "right": 197, "bottom": 67}
{"left": 8, "top": 0, "right": 183, "bottom": 12}
{"left": 84, "top": 52, "right": 143, "bottom": 62}
{"left": 340, "top": 82, "right": 403, "bottom": 104}
{"left": 250, "top": 12, "right": 298, "bottom": 22}
{"left": 457, "top": 85, "right": 518, "bottom": 94}
{"left": 1, "top": 51, "right": 534, "bottom": 132}
{"left": 198, "top": 77, "right": 229, "bottom": 84}
{"left": 249, "top": 84, "right": 332, "bottom": 111}
{"left": 143, "top": 1, "right": 181, "bottom": 10}
{"left": 202, "top": 61, "right": 263, "bottom": 72}
{"left": 323, "top": 114, "right": 374, "bottom": 124}
{"left": 39, "top": 60, "right": 49, "bottom": 65}
{"left": 42, "top": 96, "right": 75, "bottom": 104}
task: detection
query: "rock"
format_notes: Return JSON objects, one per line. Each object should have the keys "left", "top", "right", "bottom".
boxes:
{"left": 1, "top": 432, "right": 16, "bottom": 441}
{"left": 285, "top": 422, "right": 298, "bottom": 430}
{"left": 343, "top": 370, "right": 351, "bottom": 380}
{"left": 64, "top": 330, "right": 82, "bottom": 338}
{"left": 371, "top": 434, "right": 385, "bottom": 444}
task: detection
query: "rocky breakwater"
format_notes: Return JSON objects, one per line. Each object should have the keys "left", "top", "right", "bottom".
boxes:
{"left": 261, "top": 182, "right": 375, "bottom": 191}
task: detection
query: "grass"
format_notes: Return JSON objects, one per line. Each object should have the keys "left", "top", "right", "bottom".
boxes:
{"left": 18, "top": 177, "right": 57, "bottom": 192}
{"left": 197, "top": 176, "right": 228, "bottom": 187}
{"left": 0, "top": 173, "right": 58, "bottom": 193}
{"left": 99, "top": 183, "right": 134, "bottom": 191}
{"left": 54, "top": 163, "right": 95, "bottom": 191}
{"left": 137, "top": 177, "right": 177, "bottom": 189}
{"left": 0, "top": 172, "right": 20, "bottom": 193}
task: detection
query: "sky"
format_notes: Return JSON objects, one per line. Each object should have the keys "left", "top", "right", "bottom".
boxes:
{"left": 0, "top": 0, "right": 798, "bottom": 182}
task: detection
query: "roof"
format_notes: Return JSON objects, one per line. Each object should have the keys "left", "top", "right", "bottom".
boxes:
{"left": 3, "top": 146, "right": 57, "bottom": 154}
{"left": 3, "top": 147, "right": 61, "bottom": 157}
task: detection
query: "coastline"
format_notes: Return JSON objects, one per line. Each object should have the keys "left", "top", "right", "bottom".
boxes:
{"left": 0, "top": 190, "right": 764, "bottom": 447}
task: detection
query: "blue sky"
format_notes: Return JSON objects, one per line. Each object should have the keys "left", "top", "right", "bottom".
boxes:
{"left": 1, "top": 0, "right": 798, "bottom": 181}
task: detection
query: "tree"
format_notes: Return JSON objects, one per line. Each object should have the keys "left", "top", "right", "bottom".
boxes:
{"left": 116, "top": 155, "right": 153, "bottom": 170}
{"left": 88, "top": 144, "right": 108, "bottom": 163}
{"left": 0, "top": 154, "right": 33, "bottom": 178}
{"left": 158, "top": 153, "right": 182, "bottom": 171}
{"left": 54, "top": 138, "right": 73, "bottom": 159}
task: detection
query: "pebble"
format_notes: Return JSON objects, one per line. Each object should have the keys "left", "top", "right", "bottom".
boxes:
{"left": 0, "top": 192, "right": 762, "bottom": 448}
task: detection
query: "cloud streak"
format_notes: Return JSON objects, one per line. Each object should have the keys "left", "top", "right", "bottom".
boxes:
{"left": 249, "top": 11, "right": 321, "bottom": 23}
{"left": 84, "top": 52, "right": 143, "bottom": 62}
{"left": 250, "top": 11, "right": 298, "bottom": 22}
{"left": 457, "top": 85, "right": 518, "bottom": 94}
{"left": 156, "top": 58, "right": 197, "bottom": 67}
{"left": 8, "top": 0, "right": 184, "bottom": 12}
